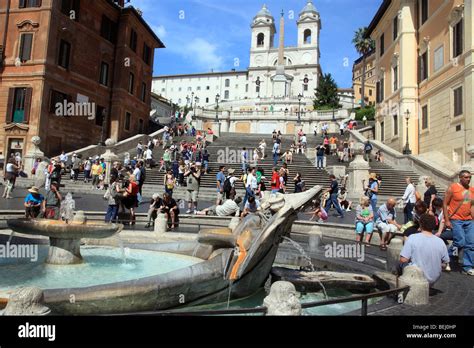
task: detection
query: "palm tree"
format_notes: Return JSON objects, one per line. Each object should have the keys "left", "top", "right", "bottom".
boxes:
{"left": 352, "top": 27, "right": 375, "bottom": 108}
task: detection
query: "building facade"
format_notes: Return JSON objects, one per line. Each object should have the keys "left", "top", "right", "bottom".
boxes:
{"left": 352, "top": 50, "right": 376, "bottom": 106}
{"left": 152, "top": 1, "right": 323, "bottom": 111}
{"left": 0, "top": 0, "right": 163, "bottom": 159}
{"left": 367, "top": 0, "right": 473, "bottom": 166}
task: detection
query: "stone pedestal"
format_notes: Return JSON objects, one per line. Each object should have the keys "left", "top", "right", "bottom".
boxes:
{"left": 327, "top": 166, "right": 346, "bottom": 179}
{"left": 308, "top": 230, "right": 323, "bottom": 253}
{"left": 23, "top": 136, "right": 44, "bottom": 177}
{"left": 47, "top": 238, "right": 83, "bottom": 265}
{"left": 0, "top": 287, "right": 50, "bottom": 316}
{"left": 154, "top": 213, "right": 168, "bottom": 235}
{"left": 347, "top": 143, "right": 370, "bottom": 198}
{"left": 210, "top": 121, "right": 221, "bottom": 138}
{"left": 461, "top": 145, "right": 474, "bottom": 174}
{"left": 386, "top": 238, "right": 403, "bottom": 274}
{"left": 399, "top": 265, "right": 429, "bottom": 306}
{"left": 101, "top": 139, "right": 119, "bottom": 186}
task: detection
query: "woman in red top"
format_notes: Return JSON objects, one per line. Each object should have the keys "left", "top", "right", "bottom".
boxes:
{"left": 271, "top": 168, "right": 280, "bottom": 194}
{"left": 121, "top": 174, "right": 139, "bottom": 225}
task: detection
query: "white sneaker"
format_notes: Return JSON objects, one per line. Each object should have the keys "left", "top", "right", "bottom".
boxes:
{"left": 444, "top": 263, "right": 451, "bottom": 272}
{"left": 186, "top": 210, "right": 192, "bottom": 214}
{"left": 462, "top": 269, "right": 474, "bottom": 276}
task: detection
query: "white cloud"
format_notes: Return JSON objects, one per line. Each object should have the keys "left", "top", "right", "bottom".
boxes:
{"left": 152, "top": 25, "right": 167, "bottom": 39}
{"left": 180, "top": 38, "right": 224, "bottom": 71}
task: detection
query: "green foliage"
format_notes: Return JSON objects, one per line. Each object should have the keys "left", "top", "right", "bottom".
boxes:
{"left": 313, "top": 73, "right": 341, "bottom": 110}
{"left": 354, "top": 106, "right": 375, "bottom": 121}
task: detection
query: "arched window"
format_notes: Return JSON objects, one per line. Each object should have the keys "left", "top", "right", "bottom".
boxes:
{"left": 224, "top": 90, "right": 230, "bottom": 99}
{"left": 225, "top": 79, "right": 230, "bottom": 87}
{"left": 257, "top": 33, "right": 265, "bottom": 47}
{"left": 304, "top": 29, "right": 312, "bottom": 44}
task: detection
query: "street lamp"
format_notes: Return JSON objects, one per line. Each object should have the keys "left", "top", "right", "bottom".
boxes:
{"left": 403, "top": 109, "right": 412, "bottom": 155}
{"left": 215, "top": 94, "right": 220, "bottom": 122}
{"left": 297, "top": 93, "right": 303, "bottom": 125}
{"left": 193, "top": 96, "right": 199, "bottom": 120}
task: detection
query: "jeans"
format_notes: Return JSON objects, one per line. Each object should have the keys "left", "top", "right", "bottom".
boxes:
{"left": 404, "top": 202, "right": 414, "bottom": 224}
{"left": 242, "top": 162, "right": 247, "bottom": 173}
{"left": 325, "top": 193, "right": 344, "bottom": 217}
{"left": 316, "top": 156, "right": 324, "bottom": 168}
{"left": 370, "top": 198, "right": 377, "bottom": 216}
{"left": 273, "top": 153, "right": 278, "bottom": 166}
{"left": 449, "top": 220, "right": 474, "bottom": 272}
{"left": 203, "top": 160, "right": 209, "bottom": 172}
{"left": 243, "top": 187, "right": 255, "bottom": 207}
{"left": 105, "top": 205, "right": 118, "bottom": 223}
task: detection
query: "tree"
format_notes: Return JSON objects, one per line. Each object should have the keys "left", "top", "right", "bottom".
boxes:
{"left": 313, "top": 73, "right": 340, "bottom": 110}
{"left": 352, "top": 27, "right": 375, "bottom": 108}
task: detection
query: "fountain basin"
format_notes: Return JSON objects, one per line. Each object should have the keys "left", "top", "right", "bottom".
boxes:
{"left": 6, "top": 219, "right": 123, "bottom": 265}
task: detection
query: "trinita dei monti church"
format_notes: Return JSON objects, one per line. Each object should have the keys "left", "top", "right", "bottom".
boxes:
{"left": 153, "top": 1, "right": 350, "bottom": 134}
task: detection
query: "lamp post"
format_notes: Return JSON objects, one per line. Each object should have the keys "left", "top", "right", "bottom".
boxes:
{"left": 256, "top": 77, "right": 261, "bottom": 98}
{"left": 215, "top": 94, "right": 220, "bottom": 122}
{"left": 403, "top": 109, "right": 412, "bottom": 155}
{"left": 193, "top": 96, "right": 199, "bottom": 120}
{"left": 297, "top": 93, "right": 303, "bottom": 125}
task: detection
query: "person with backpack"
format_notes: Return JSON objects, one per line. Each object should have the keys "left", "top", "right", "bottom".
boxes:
{"left": 364, "top": 140, "right": 373, "bottom": 162}
{"left": 443, "top": 170, "right": 474, "bottom": 276}
{"left": 223, "top": 168, "right": 237, "bottom": 200}
{"left": 185, "top": 163, "right": 201, "bottom": 214}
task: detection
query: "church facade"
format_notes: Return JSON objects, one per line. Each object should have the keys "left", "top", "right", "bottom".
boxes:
{"left": 152, "top": 1, "right": 323, "bottom": 111}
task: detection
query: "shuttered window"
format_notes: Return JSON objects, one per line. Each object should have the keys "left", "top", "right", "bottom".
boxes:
{"left": 19, "top": 33, "right": 33, "bottom": 62}
{"left": 7, "top": 87, "right": 32, "bottom": 123}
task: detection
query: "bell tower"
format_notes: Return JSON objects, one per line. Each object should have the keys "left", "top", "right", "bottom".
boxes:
{"left": 251, "top": 4, "right": 276, "bottom": 51}
{"left": 297, "top": 0, "right": 321, "bottom": 47}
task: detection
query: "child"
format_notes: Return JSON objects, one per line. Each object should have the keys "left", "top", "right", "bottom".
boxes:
{"left": 306, "top": 200, "right": 328, "bottom": 223}
{"left": 158, "top": 157, "right": 165, "bottom": 173}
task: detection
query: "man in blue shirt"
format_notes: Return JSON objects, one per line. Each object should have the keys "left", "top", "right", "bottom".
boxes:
{"left": 376, "top": 198, "right": 401, "bottom": 250}
{"left": 324, "top": 175, "right": 344, "bottom": 218}
{"left": 216, "top": 166, "right": 226, "bottom": 205}
{"left": 24, "top": 186, "right": 45, "bottom": 219}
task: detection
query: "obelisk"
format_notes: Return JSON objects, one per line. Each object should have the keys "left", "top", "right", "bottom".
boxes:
{"left": 273, "top": 10, "right": 289, "bottom": 98}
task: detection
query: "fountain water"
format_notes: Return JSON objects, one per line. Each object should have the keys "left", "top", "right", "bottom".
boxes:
{"left": 282, "top": 237, "right": 328, "bottom": 299}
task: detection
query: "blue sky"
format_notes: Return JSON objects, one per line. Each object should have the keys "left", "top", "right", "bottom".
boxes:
{"left": 130, "top": 0, "right": 381, "bottom": 88}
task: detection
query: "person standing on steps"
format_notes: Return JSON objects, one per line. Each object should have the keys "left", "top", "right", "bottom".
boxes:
{"left": 365, "top": 173, "right": 379, "bottom": 214}
{"left": 216, "top": 166, "right": 226, "bottom": 206}
{"left": 185, "top": 163, "right": 201, "bottom": 214}
{"left": 402, "top": 177, "right": 417, "bottom": 224}
{"left": 324, "top": 175, "right": 345, "bottom": 218}
{"left": 443, "top": 170, "right": 474, "bottom": 276}
{"left": 315, "top": 143, "right": 326, "bottom": 169}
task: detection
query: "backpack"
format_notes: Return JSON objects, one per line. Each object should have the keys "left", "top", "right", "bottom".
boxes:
{"left": 223, "top": 176, "right": 232, "bottom": 193}
{"left": 365, "top": 143, "right": 373, "bottom": 152}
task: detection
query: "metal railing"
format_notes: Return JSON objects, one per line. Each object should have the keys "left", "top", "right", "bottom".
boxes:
{"left": 109, "top": 285, "right": 410, "bottom": 317}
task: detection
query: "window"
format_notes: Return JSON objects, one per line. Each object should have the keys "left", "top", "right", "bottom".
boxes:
{"left": 453, "top": 20, "right": 463, "bottom": 58}
{"left": 257, "top": 33, "right": 265, "bottom": 47}
{"left": 206, "top": 97, "right": 209, "bottom": 103}
{"left": 393, "top": 16, "right": 398, "bottom": 41}
{"left": 245, "top": 84, "right": 249, "bottom": 93}
{"left": 187, "top": 87, "right": 192, "bottom": 92}
{"left": 19, "top": 0, "right": 41, "bottom": 8}
{"left": 369, "top": 89, "right": 373, "bottom": 97}
{"left": 453, "top": 86, "right": 463, "bottom": 117}
{"left": 95, "top": 106, "right": 105, "bottom": 126}
{"left": 143, "top": 43, "right": 152, "bottom": 65}
{"left": 99, "top": 62, "right": 109, "bottom": 86}
{"left": 421, "top": 105, "right": 428, "bottom": 130}
{"left": 141, "top": 82, "right": 147, "bottom": 102}
{"left": 197, "top": 86, "right": 201, "bottom": 91}
{"left": 178, "top": 87, "right": 181, "bottom": 92}
{"left": 393, "top": 65, "right": 398, "bottom": 91}
{"left": 225, "top": 79, "right": 230, "bottom": 87}
{"left": 130, "top": 29, "right": 137, "bottom": 52}
{"left": 434, "top": 46, "right": 444, "bottom": 72}
{"left": 138, "top": 119, "right": 144, "bottom": 134}
{"left": 304, "top": 84, "right": 308, "bottom": 92}
{"left": 49, "top": 90, "right": 71, "bottom": 113}
{"left": 161, "top": 88, "right": 165, "bottom": 93}
{"left": 304, "top": 29, "right": 312, "bottom": 44}
{"left": 224, "top": 90, "right": 230, "bottom": 99}
{"left": 256, "top": 86, "right": 260, "bottom": 94}
{"left": 421, "top": 0, "right": 428, "bottom": 25}
{"left": 419, "top": 51, "right": 428, "bottom": 82}
{"left": 128, "top": 73, "right": 135, "bottom": 94}
{"left": 7, "top": 87, "right": 32, "bottom": 123}
{"left": 58, "top": 40, "right": 71, "bottom": 69}
{"left": 376, "top": 78, "right": 384, "bottom": 103}
{"left": 19, "top": 33, "right": 33, "bottom": 63}
{"left": 61, "top": 0, "right": 80, "bottom": 20}
{"left": 380, "top": 121, "right": 385, "bottom": 142}
{"left": 125, "top": 112, "right": 131, "bottom": 131}
{"left": 101, "top": 15, "right": 117, "bottom": 43}
{"left": 380, "top": 34, "right": 385, "bottom": 56}
{"left": 206, "top": 86, "right": 210, "bottom": 90}
{"left": 393, "top": 114, "right": 398, "bottom": 136}
{"left": 359, "top": 88, "right": 362, "bottom": 94}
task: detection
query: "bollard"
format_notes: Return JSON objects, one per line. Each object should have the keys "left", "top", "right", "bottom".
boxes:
{"left": 386, "top": 238, "right": 403, "bottom": 274}
{"left": 308, "top": 230, "right": 322, "bottom": 253}
{"left": 154, "top": 213, "right": 168, "bottom": 235}
{"left": 398, "top": 266, "right": 429, "bottom": 306}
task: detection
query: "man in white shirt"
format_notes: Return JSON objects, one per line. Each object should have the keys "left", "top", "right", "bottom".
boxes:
{"left": 300, "top": 134, "right": 307, "bottom": 154}
{"left": 145, "top": 147, "right": 153, "bottom": 168}
{"left": 59, "top": 151, "right": 68, "bottom": 164}
{"left": 402, "top": 177, "right": 417, "bottom": 224}
{"left": 196, "top": 197, "right": 242, "bottom": 217}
